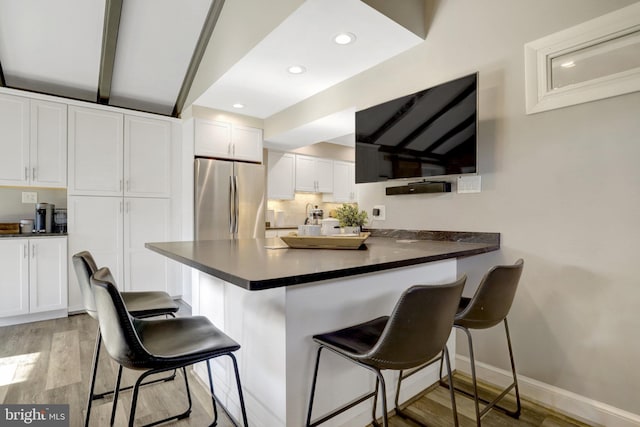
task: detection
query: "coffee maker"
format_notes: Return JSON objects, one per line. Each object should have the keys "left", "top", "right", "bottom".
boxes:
{"left": 35, "top": 203, "right": 55, "bottom": 233}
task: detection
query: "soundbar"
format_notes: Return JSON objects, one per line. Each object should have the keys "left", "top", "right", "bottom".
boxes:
{"left": 385, "top": 181, "right": 452, "bottom": 195}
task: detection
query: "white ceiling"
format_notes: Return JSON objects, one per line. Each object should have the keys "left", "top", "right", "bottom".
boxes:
{"left": 0, "top": 0, "right": 424, "bottom": 147}
{"left": 194, "top": 0, "right": 424, "bottom": 146}
{"left": 0, "top": 0, "right": 105, "bottom": 101}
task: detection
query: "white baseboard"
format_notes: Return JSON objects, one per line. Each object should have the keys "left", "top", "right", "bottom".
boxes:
{"left": 455, "top": 355, "right": 640, "bottom": 427}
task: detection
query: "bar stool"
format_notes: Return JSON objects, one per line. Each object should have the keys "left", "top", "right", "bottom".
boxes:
{"left": 306, "top": 276, "right": 466, "bottom": 427}
{"left": 441, "top": 258, "right": 524, "bottom": 426}
{"left": 90, "top": 266, "right": 249, "bottom": 427}
{"left": 72, "top": 251, "right": 179, "bottom": 427}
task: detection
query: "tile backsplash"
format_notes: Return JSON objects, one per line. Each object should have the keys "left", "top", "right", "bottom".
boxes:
{"left": 267, "top": 193, "right": 354, "bottom": 226}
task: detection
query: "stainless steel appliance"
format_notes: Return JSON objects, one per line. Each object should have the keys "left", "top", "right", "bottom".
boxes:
{"left": 195, "top": 158, "right": 265, "bottom": 240}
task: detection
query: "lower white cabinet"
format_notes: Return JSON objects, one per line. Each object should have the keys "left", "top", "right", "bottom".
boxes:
{"left": 68, "top": 196, "right": 177, "bottom": 312}
{"left": 0, "top": 237, "right": 68, "bottom": 322}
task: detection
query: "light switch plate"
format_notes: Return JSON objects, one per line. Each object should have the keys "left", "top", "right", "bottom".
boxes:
{"left": 22, "top": 191, "right": 37, "bottom": 203}
{"left": 372, "top": 205, "right": 386, "bottom": 220}
{"left": 457, "top": 176, "right": 481, "bottom": 193}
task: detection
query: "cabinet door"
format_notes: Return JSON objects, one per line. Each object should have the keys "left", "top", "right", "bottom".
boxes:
{"left": 67, "top": 196, "right": 124, "bottom": 311}
{"left": 295, "top": 155, "right": 317, "bottom": 192}
{"left": 0, "top": 239, "right": 29, "bottom": 317}
{"left": 124, "top": 115, "right": 171, "bottom": 197}
{"left": 315, "top": 158, "right": 334, "bottom": 193}
{"left": 68, "top": 106, "right": 123, "bottom": 196}
{"left": 232, "top": 125, "right": 263, "bottom": 163}
{"left": 267, "top": 151, "right": 295, "bottom": 200}
{"left": 123, "top": 197, "right": 172, "bottom": 293}
{"left": 0, "top": 93, "right": 30, "bottom": 186}
{"left": 29, "top": 238, "right": 67, "bottom": 313}
{"left": 329, "top": 161, "right": 356, "bottom": 202}
{"left": 194, "top": 118, "right": 232, "bottom": 159}
{"left": 30, "top": 100, "right": 67, "bottom": 188}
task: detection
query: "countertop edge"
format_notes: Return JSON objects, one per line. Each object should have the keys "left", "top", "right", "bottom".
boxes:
{"left": 146, "top": 241, "right": 500, "bottom": 291}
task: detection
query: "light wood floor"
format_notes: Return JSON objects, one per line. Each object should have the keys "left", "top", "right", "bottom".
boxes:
{"left": 0, "top": 306, "right": 593, "bottom": 427}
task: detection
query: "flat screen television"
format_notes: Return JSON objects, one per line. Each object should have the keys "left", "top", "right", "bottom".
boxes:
{"left": 355, "top": 73, "right": 478, "bottom": 183}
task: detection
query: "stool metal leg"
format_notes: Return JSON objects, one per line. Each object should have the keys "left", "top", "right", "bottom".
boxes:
{"left": 110, "top": 365, "right": 123, "bottom": 427}
{"left": 206, "top": 360, "right": 219, "bottom": 426}
{"left": 306, "top": 346, "right": 324, "bottom": 427}
{"left": 228, "top": 353, "right": 249, "bottom": 427}
{"left": 84, "top": 330, "right": 101, "bottom": 427}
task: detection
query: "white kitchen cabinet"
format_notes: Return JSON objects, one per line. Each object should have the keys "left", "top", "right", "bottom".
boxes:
{"left": 69, "top": 106, "right": 173, "bottom": 197}
{"left": 68, "top": 106, "right": 123, "bottom": 196}
{"left": 67, "top": 195, "right": 176, "bottom": 312}
{"left": 194, "top": 118, "right": 262, "bottom": 163}
{"left": 324, "top": 161, "right": 357, "bottom": 203}
{"left": 267, "top": 151, "right": 295, "bottom": 200}
{"left": 0, "top": 237, "right": 67, "bottom": 323}
{"left": 0, "top": 94, "right": 66, "bottom": 188}
{"left": 0, "top": 239, "right": 29, "bottom": 317}
{"left": 295, "top": 154, "right": 333, "bottom": 193}
{"left": 30, "top": 100, "right": 67, "bottom": 188}
{"left": 124, "top": 197, "right": 173, "bottom": 293}
{"left": 124, "top": 115, "right": 172, "bottom": 197}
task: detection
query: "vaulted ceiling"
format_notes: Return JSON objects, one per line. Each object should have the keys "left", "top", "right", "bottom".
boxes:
{"left": 0, "top": 0, "right": 426, "bottom": 138}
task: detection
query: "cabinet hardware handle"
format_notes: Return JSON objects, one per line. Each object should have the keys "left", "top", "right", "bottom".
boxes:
{"left": 228, "top": 143, "right": 232, "bottom": 154}
{"left": 23, "top": 244, "right": 27, "bottom": 258}
{"left": 24, "top": 167, "right": 28, "bottom": 180}
{"left": 31, "top": 243, "right": 36, "bottom": 259}
{"left": 126, "top": 180, "right": 130, "bottom": 191}
{"left": 32, "top": 168, "right": 36, "bottom": 181}
{"left": 120, "top": 201, "right": 123, "bottom": 214}
{"left": 233, "top": 144, "right": 235, "bottom": 156}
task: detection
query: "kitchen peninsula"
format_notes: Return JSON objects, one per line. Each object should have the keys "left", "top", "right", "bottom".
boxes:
{"left": 146, "top": 231, "right": 499, "bottom": 427}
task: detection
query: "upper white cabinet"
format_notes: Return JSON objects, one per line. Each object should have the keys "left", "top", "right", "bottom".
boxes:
{"left": 267, "top": 151, "right": 295, "bottom": 200}
{"left": 68, "top": 106, "right": 123, "bottom": 196}
{"left": 30, "top": 100, "right": 68, "bottom": 187}
{"left": 124, "top": 116, "right": 171, "bottom": 197}
{"left": 295, "top": 154, "right": 333, "bottom": 193}
{"left": 0, "top": 94, "right": 66, "bottom": 188}
{"left": 324, "top": 161, "right": 356, "bottom": 203}
{"left": 194, "top": 118, "right": 262, "bottom": 163}
{"left": 68, "top": 106, "right": 172, "bottom": 197}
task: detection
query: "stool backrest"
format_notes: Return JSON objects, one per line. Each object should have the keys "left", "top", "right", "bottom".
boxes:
{"left": 456, "top": 259, "right": 524, "bottom": 329}
{"left": 72, "top": 251, "right": 100, "bottom": 319}
{"left": 361, "top": 276, "right": 466, "bottom": 370}
{"left": 90, "top": 266, "right": 150, "bottom": 368}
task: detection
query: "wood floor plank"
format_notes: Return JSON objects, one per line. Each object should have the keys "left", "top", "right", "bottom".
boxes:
{"left": 46, "top": 329, "right": 82, "bottom": 390}
{"left": 0, "top": 311, "right": 596, "bottom": 427}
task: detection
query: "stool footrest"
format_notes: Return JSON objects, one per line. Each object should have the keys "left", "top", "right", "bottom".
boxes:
{"left": 440, "top": 379, "right": 521, "bottom": 419}
{"left": 309, "top": 390, "right": 377, "bottom": 427}
{"left": 92, "top": 370, "right": 177, "bottom": 400}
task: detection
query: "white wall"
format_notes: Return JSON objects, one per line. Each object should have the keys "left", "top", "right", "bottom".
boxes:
{"left": 264, "top": 0, "right": 640, "bottom": 417}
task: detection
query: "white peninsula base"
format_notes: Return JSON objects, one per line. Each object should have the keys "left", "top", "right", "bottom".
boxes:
{"left": 190, "top": 258, "right": 457, "bottom": 427}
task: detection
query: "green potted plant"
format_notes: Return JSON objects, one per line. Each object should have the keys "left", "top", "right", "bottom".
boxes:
{"left": 334, "top": 204, "right": 368, "bottom": 235}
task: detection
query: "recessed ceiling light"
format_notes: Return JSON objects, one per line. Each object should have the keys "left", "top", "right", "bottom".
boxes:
{"left": 287, "top": 65, "right": 306, "bottom": 74}
{"left": 232, "top": 103, "right": 244, "bottom": 109}
{"left": 561, "top": 60, "right": 576, "bottom": 68}
{"left": 334, "top": 32, "right": 356, "bottom": 45}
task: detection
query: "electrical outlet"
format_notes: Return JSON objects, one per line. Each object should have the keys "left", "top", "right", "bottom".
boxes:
{"left": 457, "top": 175, "right": 481, "bottom": 193}
{"left": 372, "top": 205, "right": 386, "bottom": 221}
{"left": 22, "top": 191, "right": 37, "bottom": 203}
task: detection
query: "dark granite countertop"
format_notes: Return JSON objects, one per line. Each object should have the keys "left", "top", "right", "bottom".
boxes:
{"left": 0, "top": 232, "right": 67, "bottom": 238}
{"left": 146, "top": 232, "right": 499, "bottom": 291}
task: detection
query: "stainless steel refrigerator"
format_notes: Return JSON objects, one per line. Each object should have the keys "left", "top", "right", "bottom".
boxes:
{"left": 195, "top": 158, "right": 265, "bottom": 240}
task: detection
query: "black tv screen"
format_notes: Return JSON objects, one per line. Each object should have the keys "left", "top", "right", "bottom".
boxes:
{"left": 355, "top": 73, "right": 478, "bottom": 183}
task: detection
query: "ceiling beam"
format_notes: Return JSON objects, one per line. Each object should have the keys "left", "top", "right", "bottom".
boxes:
{"left": 97, "top": 0, "right": 123, "bottom": 104}
{"left": 172, "top": 0, "right": 225, "bottom": 117}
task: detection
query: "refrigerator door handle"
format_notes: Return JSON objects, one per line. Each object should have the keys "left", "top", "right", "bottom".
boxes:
{"left": 233, "top": 175, "right": 239, "bottom": 235}
{"left": 229, "top": 175, "right": 235, "bottom": 234}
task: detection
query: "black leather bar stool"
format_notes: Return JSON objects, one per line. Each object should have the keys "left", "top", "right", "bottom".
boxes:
{"left": 72, "top": 251, "right": 179, "bottom": 427}
{"left": 90, "top": 266, "right": 249, "bottom": 427}
{"left": 440, "top": 259, "right": 524, "bottom": 426}
{"left": 306, "top": 276, "right": 466, "bottom": 427}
